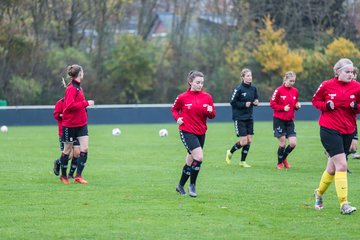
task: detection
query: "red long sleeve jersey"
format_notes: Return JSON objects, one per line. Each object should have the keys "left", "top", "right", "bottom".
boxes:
{"left": 270, "top": 85, "right": 299, "bottom": 120}
{"left": 312, "top": 78, "right": 360, "bottom": 134}
{"left": 171, "top": 89, "right": 216, "bottom": 135}
{"left": 62, "top": 79, "right": 89, "bottom": 128}
{"left": 53, "top": 98, "right": 64, "bottom": 136}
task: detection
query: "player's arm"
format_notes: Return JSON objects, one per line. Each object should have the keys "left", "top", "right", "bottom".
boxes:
{"left": 206, "top": 96, "right": 216, "bottom": 119}
{"left": 64, "top": 88, "right": 89, "bottom": 111}
{"left": 53, "top": 101, "right": 63, "bottom": 121}
{"left": 312, "top": 83, "right": 331, "bottom": 111}
{"left": 270, "top": 88, "right": 285, "bottom": 111}
{"left": 171, "top": 96, "right": 182, "bottom": 121}
{"left": 230, "top": 89, "right": 247, "bottom": 109}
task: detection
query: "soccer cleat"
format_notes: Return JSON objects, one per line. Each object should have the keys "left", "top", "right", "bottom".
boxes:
{"left": 239, "top": 161, "right": 251, "bottom": 168}
{"left": 53, "top": 159, "right": 60, "bottom": 176}
{"left": 314, "top": 189, "right": 324, "bottom": 210}
{"left": 176, "top": 184, "right": 186, "bottom": 196}
{"left": 59, "top": 176, "right": 70, "bottom": 184}
{"left": 340, "top": 202, "right": 356, "bottom": 215}
{"left": 352, "top": 153, "right": 360, "bottom": 159}
{"left": 74, "top": 176, "right": 88, "bottom": 184}
{"left": 188, "top": 184, "right": 197, "bottom": 197}
{"left": 347, "top": 169, "right": 352, "bottom": 174}
{"left": 283, "top": 159, "right": 291, "bottom": 169}
{"left": 225, "top": 150, "right": 232, "bottom": 164}
{"left": 276, "top": 163, "right": 284, "bottom": 170}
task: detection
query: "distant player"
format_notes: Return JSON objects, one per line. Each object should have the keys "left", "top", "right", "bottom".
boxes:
{"left": 53, "top": 97, "right": 79, "bottom": 179}
{"left": 57, "top": 64, "right": 94, "bottom": 184}
{"left": 225, "top": 68, "right": 259, "bottom": 167}
{"left": 270, "top": 71, "right": 300, "bottom": 169}
{"left": 171, "top": 70, "right": 216, "bottom": 197}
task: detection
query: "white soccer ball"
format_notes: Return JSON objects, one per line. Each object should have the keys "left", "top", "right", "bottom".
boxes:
{"left": 1, "top": 125, "right": 8, "bottom": 133}
{"left": 112, "top": 128, "right": 121, "bottom": 136}
{"left": 159, "top": 129, "right": 168, "bottom": 137}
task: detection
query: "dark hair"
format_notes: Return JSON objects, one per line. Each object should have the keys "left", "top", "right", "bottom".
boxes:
{"left": 187, "top": 70, "right": 204, "bottom": 82}
{"left": 67, "top": 64, "right": 83, "bottom": 78}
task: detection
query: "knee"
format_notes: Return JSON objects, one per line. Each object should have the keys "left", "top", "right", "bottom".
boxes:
{"left": 195, "top": 156, "right": 203, "bottom": 162}
{"left": 289, "top": 142, "right": 296, "bottom": 148}
{"left": 81, "top": 147, "right": 88, "bottom": 153}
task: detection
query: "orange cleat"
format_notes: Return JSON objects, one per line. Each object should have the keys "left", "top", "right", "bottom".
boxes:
{"left": 74, "top": 176, "right": 88, "bottom": 184}
{"left": 283, "top": 159, "right": 291, "bottom": 169}
{"left": 60, "top": 176, "right": 70, "bottom": 184}
{"left": 276, "top": 163, "right": 284, "bottom": 170}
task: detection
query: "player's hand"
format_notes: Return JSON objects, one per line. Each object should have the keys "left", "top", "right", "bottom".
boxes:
{"left": 253, "top": 99, "right": 259, "bottom": 106}
{"left": 207, "top": 105, "right": 213, "bottom": 112}
{"left": 296, "top": 102, "right": 301, "bottom": 109}
{"left": 350, "top": 101, "right": 358, "bottom": 110}
{"left": 88, "top": 100, "right": 95, "bottom": 106}
{"left": 326, "top": 100, "right": 334, "bottom": 110}
{"left": 284, "top": 104, "right": 290, "bottom": 112}
{"left": 177, "top": 117, "right": 184, "bottom": 125}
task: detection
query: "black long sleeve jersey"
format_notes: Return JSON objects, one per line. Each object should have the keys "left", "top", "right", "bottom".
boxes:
{"left": 230, "top": 82, "right": 258, "bottom": 121}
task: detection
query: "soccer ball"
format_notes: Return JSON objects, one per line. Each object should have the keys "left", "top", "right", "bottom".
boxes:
{"left": 112, "top": 128, "right": 121, "bottom": 136}
{"left": 159, "top": 129, "right": 168, "bottom": 137}
{"left": 1, "top": 125, "right": 8, "bottom": 133}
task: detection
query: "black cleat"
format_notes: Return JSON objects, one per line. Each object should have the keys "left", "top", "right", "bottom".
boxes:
{"left": 188, "top": 184, "right": 197, "bottom": 198}
{"left": 176, "top": 184, "right": 186, "bottom": 196}
{"left": 53, "top": 159, "right": 60, "bottom": 176}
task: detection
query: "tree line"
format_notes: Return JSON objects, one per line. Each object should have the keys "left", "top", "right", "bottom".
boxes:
{"left": 0, "top": 0, "right": 359, "bottom": 105}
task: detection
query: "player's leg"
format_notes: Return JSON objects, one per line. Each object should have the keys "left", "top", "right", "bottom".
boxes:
{"left": 282, "top": 121, "right": 297, "bottom": 168}
{"left": 74, "top": 125, "right": 89, "bottom": 184}
{"left": 225, "top": 120, "right": 245, "bottom": 164}
{"left": 68, "top": 141, "right": 80, "bottom": 179}
{"left": 53, "top": 137, "right": 63, "bottom": 176}
{"left": 273, "top": 117, "right": 286, "bottom": 169}
{"left": 240, "top": 120, "right": 253, "bottom": 167}
{"left": 59, "top": 127, "right": 75, "bottom": 184}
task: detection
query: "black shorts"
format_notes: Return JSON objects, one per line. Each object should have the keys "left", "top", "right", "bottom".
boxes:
{"left": 234, "top": 119, "right": 254, "bottom": 137}
{"left": 62, "top": 125, "right": 88, "bottom": 143}
{"left": 320, "top": 127, "right": 354, "bottom": 157}
{"left": 273, "top": 117, "right": 296, "bottom": 138}
{"left": 58, "top": 136, "right": 80, "bottom": 151}
{"left": 179, "top": 130, "right": 205, "bottom": 154}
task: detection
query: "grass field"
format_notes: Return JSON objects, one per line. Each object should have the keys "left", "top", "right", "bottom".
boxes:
{"left": 1, "top": 121, "right": 360, "bottom": 239}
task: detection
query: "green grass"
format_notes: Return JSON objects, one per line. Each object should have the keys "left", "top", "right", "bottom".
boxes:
{"left": 1, "top": 121, "right": 360, "bottom": 239}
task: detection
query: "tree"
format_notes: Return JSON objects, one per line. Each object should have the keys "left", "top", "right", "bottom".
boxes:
{"left": 253, "top": 16, "right": 303, "bottom": 80}
{"left": 104, "top": 34, "right": 158, "bottom": 103}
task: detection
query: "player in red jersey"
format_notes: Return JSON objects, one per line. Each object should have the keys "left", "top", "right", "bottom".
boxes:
{"left": 171, "top": 70, "right": 216, "bottom": 197}
{"left": 270, "top": 71, "right": 301, "bottom": 169}
{"left": 349, "top": 67, "right": 359, "bottom": 160}
{"left": 58, "top": 64, "right": 94, "bottom": 184}
{"left": 312, "top": 58, "right": 360, "bottom": 214}
{"left": 53, "top": 98, "right": 79, "bottom": 178}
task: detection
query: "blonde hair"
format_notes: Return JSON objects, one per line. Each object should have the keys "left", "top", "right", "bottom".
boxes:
{"left": 354, "top": 66, "right": 359, "bottom": 78}
{"left": 283, "top": 71, "right": 296, "bottom": 82}
{"left": 240, "top": 68, "right": 251, "bottom": 81}
{"left": 333, "top": 58, "right": 353, "bottom": 77}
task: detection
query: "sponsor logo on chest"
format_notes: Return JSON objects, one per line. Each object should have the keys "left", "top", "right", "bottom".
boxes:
{"left": 328, "top": 93, "right": 336, "bottom": 99}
